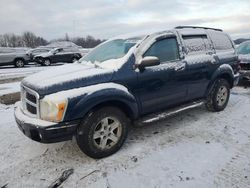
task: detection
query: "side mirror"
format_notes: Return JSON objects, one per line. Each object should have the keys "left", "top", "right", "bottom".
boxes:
{"left": 136, "top": 56, "right": 160, "bottom": 71}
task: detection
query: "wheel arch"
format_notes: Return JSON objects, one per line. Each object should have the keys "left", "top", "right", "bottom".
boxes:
{"left": 14, "top": 57, "right": 25, "bottom": 63}
{"left": 206, "top": 64, "right": 234, "bottom": 96}
{"left": 85, "top": 100, "right": 137, "bottom": 120}
{"left": 44, "top": 57, "right": 51, "bottom": 61}
{"left": 62, "top": 83, "right": 139, "bottom": 122}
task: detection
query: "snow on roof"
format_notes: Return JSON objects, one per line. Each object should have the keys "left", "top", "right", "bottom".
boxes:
{"left": 46, "top": 41, "right": 80, "bottom": 48}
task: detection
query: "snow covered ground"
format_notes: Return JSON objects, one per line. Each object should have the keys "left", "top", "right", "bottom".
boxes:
{"left": 0, "top": 63, "right": 64, "bottom": 81}
{"left": 0, "top": 82, "right": 20, "bottom": 95}
{"left": 0, "top": 87, "right": 249, "bottom": 188}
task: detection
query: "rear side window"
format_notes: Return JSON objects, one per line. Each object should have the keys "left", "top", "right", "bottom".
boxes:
{"left": 144, "top": 38, "right": 179, "bottom": 63}
{"left": 207, "top": 31, "right": 233, "bottom": 50}
{"left": 182, "top": 35, "right": 210, "bottom": 54}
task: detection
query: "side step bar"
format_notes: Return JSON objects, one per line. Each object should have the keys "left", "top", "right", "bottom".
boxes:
{"left": 134, "top": 101, "right": 204, "bottom": 126}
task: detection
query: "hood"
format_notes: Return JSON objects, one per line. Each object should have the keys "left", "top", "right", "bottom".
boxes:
{"left": 35, "top": 51, "right": 53, "bottom": 58}
{"left": 239, "top": 54, "right": 250, "bottom": 63}
{"left": 22, "top": 63, "right": 114, "bottom": 96}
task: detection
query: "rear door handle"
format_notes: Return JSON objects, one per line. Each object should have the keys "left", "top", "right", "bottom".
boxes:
{"left": 175, "top": 65, "right": 185, "bottom": 71}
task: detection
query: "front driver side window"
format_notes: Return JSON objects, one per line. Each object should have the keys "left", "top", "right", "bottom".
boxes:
{"left": 144, "top": 37, "right": 180, "bottom": 63}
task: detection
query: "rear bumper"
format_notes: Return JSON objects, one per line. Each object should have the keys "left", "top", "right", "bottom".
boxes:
{"left": 14, "top": 102, "right": 80, "bottom": 143}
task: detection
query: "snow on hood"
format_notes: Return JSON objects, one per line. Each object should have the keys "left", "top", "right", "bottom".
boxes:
{"left": 22, "top": 63, "right": 114, "bottom": 96}
{"left": 34, "top": 51, "right": 53, "bottom": 58}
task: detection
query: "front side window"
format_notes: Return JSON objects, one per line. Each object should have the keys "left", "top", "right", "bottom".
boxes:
{"left": 143, "top": 38, "right": 180, "bottom": 63}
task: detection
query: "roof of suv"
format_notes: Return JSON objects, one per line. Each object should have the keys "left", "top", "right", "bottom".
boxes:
{"left": 175, "top": 26, "right": 223, "bottom": 32}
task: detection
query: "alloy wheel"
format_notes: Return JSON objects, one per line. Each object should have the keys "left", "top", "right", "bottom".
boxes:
{"left": 93, "top": 117, "right": 122, "bottom": 150}
{"left": 216, "top": 86, "right": 228, "bottom": 106}
{"left": 16, "top": 60, "right": 24, "bottom": 67}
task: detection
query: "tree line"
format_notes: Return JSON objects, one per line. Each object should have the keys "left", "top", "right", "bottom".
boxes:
{"left": 0, "top": 32, "right": 104, "bottom": 48}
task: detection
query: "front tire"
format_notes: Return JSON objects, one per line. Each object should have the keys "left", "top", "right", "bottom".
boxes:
{"left": 43, "top": 58, "right": 51, "bottom": 66}
{"left": 76, "top": 106, "right": 129, "bottom": 159}
{"left": 206, "top": 79, "right": 230, "bottom": 112}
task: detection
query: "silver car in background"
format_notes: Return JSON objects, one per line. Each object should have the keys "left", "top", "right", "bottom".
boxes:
{"left": 0, "top": 48, "right": 30, "bottom": 68}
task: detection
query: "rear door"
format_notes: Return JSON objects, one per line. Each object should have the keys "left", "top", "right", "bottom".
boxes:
{"left": 181, "top": 34, "right": 214, "bottom": 100}
{"left": 136, "top": 36, "right": 188, "bottom": 114}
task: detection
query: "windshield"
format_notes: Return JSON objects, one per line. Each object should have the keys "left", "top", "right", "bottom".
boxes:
{"left": 80, "top": 38, "right": 142, "bottom": 63}
{"left": 238, "top": 43, "right": 250, "bottom": 55}
{"left": 50, "top": 48, "right": 61, "bottom": 54}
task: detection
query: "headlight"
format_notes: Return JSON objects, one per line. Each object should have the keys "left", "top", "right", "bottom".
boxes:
{"left": 40, "top": 98, "right": 67, "bottom": 122}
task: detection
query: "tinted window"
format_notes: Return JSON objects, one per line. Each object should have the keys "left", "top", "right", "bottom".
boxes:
{"left": 183, "top": 35, "right": 210, "bottom": 54}
{"left": 144, "top": 38, "right": 179, "bottom": 63}
{"left": 207, "top": 31, "right": 233, "bottom": 50}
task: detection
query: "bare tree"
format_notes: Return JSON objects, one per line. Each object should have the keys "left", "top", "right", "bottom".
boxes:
{"left": 0, "top": 32, "right": 103, "bottom": 48}
{"left": 72, "top": 35, "right": 104, "bottom": 48}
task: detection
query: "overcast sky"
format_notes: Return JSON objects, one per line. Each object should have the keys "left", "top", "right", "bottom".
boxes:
{"left": 0, "top": 0, "right": 249, "bottom": 40}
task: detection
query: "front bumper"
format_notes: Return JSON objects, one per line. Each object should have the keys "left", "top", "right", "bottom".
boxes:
{"left": 34, "top": 57, "right": 44, "bottom": 64}
{"left": 14, "top": 102, "right": 80, "bottom": 143}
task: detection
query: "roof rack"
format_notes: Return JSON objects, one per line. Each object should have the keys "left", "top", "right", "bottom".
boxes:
{"left": 175, "top": 26, "right": 223, "bottom": 32}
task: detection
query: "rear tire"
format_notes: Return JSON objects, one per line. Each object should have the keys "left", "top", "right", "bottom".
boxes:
{"left": 205, "top": 79, "right": 230, "bottom": 112}
{"left": 76, "top": 106, "right": 129, "bottom": 159}
{"left": 14, "top": 59, "right": 25, "bottom": 68}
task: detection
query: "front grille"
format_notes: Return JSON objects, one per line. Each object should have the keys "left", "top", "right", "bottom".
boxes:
{"left": 26, "top": 103, "right": 37, "bottom": 114}
{"left": 26, "top": 92, "right": 37, "bottom": 104}
{"left": 21, "top": 85, "right": 39, "bottom": 117}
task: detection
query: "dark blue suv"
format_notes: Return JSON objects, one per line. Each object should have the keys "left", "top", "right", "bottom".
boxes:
{"left": 15, "top": 26, "right": 240, "bottom": 158}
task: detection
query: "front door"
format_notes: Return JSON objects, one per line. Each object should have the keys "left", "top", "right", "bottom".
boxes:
{"left": 136, "top": 37, "right": 188, "bottom": 115}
